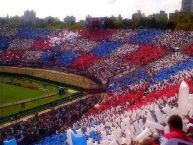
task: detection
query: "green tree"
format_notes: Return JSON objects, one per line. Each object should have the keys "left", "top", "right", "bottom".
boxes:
{"left": 176, "top": 13, "right": 193, "bottom": 31}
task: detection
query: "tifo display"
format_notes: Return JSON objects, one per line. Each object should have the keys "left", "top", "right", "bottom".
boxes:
{"left": 1, "top": 28, "right": 193, "bottom": 145}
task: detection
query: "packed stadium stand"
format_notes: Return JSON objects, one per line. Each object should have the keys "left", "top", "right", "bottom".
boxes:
{"left": 1, "top": 28, "right": 193, "bottom": 145}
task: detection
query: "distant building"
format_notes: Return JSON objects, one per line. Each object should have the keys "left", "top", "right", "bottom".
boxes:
{"left": 110, "top": 14, "right": 123, "bottom": 22}
{"left": 45, "top": 16, "right": 60, "bottom": 23}
{"left": 169, "top": 10, "right": 180, "bottom": 22}
{"left": 64, "top": 16, "right": 76, "bottom": 24}
{"left": 181, "top": 0, "right": 193, "bottom": 12}
{"left": 149, "top": 11, "right": 168, "bottom": 21}
{"left": 132, "top": 10, "right": 145, "bottom": 21}
{"left": 160, "top": 11, "right": 168, "bottom": 20}
{"left": 22, "top": 10, "right": 36, "bottom": 24}
{"left": 86, "top": 16, "right": 107, "bottom": 28}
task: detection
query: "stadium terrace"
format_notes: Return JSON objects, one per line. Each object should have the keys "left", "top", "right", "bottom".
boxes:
{"left": 1, "top": 27, "right": 193, "bottom": 145}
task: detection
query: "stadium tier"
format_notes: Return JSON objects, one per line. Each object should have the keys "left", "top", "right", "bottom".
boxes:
{"left": 1, "top": 28, "right": 193, "bottom": 145}
{"left": 0, "top": 28, "right": 193, "bottom": 83}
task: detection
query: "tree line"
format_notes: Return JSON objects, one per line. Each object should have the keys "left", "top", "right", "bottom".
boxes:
{"left": 0, "top": 13, "right": 193, "bottom": 30}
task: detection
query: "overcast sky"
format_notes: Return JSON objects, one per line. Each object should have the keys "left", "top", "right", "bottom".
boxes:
{"left": 0, "top": 0, "right": 181, "bottom": 21}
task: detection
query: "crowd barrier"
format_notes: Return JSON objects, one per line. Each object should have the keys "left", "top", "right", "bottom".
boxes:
{"left": 0, "top": 66, "right": 99, "bottom": 89}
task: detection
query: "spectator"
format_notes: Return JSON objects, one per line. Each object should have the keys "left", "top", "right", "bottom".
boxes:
{"left": 187, "top": 123, "right": 193, "bottom": 139}
{"left": 161, "top": 115, "right": 193, "bottom": 145}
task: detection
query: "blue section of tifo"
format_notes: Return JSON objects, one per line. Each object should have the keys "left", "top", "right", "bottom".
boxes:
{"left": 3, "top": 138, "right": 17, "bottom": 145}
{"left": 60, "top": 51, "right": 79, "bottom": 63}
{"left": 39, "top": 51, "right": 55, "bottom": 64}
{"left": 71, "top": 132, "right": 87, "bottom": 145}
{"left": 17, "top": 27, "right": 50, "bottom": 39}
{"left": 0, "top": 36, "right": 9, "bottom": 51}
{"left": 35, "top": 133, "right": 67, "bottom": 145}
{"left": 150, "top": 58, "right": 193, "bottom": 84}
{"left": 128, "top": 29, "right": 164, "bottom": 44}
{"left": 107, "top": 70, "right": 147, "bottom": 92}
{"left": 89, "top": 130, "right": 102, "bottom": 143}
{"left": 91, "top": 41, "right": 122, "bottom": 57}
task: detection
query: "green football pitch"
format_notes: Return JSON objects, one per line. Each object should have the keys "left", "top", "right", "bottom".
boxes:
{"left": 0, "top": 75, "right": 76, "bottom": 118}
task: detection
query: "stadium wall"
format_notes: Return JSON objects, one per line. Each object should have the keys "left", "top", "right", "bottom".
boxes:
{"left": 0, "top": 66, "right": 99, "bottom": 89}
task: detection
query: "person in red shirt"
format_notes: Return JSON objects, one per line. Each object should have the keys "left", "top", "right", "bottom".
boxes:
{"left": 161, "top": 115, "right": 193, "bottom": 145}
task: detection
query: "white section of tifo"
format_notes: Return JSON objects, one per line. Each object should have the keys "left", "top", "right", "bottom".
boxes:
{"left": 68, "top": 81, "right": 193, "bottom": 145}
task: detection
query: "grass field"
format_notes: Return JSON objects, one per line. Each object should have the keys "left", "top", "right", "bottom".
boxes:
{"left": 0, "top": 75, "right": 76, "bottom": 117}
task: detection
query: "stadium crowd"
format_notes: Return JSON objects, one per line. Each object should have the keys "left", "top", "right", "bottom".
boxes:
{"left": 0, "top": 95, "right": 101, "bottom": 145}
{"left": 0, "top": 28, "right": 192, "bottom": 82}
{"left": 1, "top": 28, "right": 193, "bottom": 145}
{"left": 152, "top": 30, "right": 193, "bottom": 49}
{"left": 74, "top": 94, "right": 177, "bottom": 144}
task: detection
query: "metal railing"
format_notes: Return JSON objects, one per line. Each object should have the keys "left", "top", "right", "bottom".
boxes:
{"left": 0, "top": 92, "right": 84, "bottom": 125}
